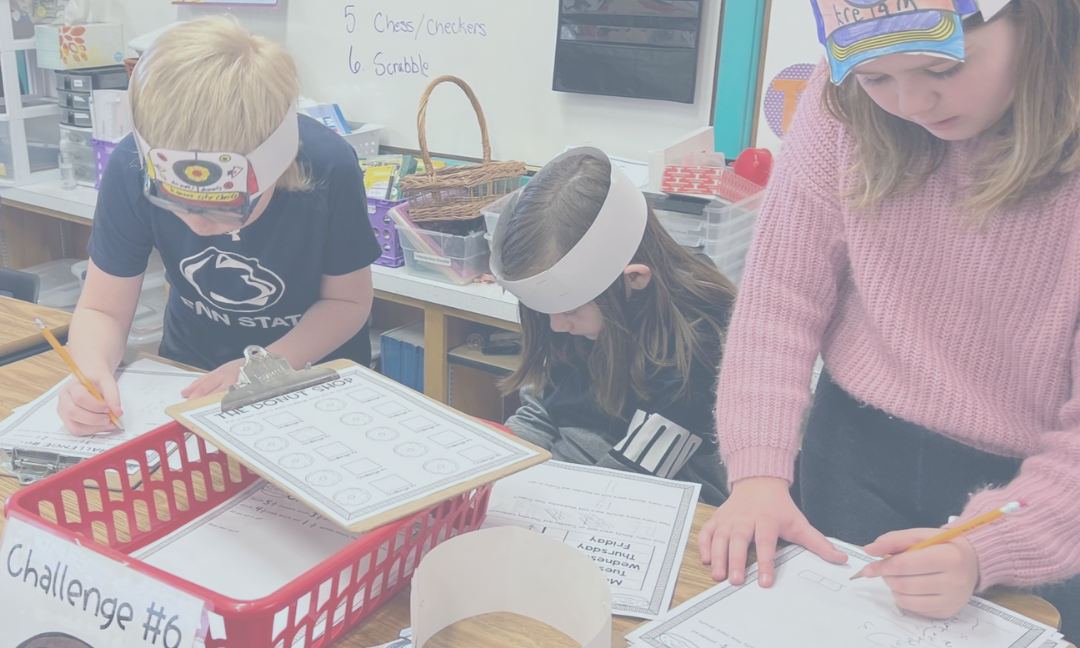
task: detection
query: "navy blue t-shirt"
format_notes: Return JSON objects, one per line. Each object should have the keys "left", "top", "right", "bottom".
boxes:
{"left": 89, "top": 115, "right": 382, "bottom": 371}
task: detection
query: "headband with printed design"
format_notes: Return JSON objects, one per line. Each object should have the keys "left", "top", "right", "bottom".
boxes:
{"left": 133, "top": 104, "right": 299, "bottom": 222}
{"left": 811, "top": 0, "right": 1013, "bottom": 84}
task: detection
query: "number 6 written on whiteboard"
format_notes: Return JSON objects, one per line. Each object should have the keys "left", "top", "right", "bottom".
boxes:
{"left": 348, "top": 45, "right": 362, "bottom": 74}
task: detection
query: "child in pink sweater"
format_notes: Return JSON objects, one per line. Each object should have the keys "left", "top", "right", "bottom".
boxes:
{"left": 701, "top": 0, "right": 1080, "bottom": 638}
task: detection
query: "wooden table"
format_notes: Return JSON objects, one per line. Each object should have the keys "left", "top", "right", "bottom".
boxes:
{"left": 338, "top": 503, "right": 1066, "bottom": 648}
{"left": 0, "top": 353, "right": 1067, "bottom": 647}
{"left": 0, "top": 295, "right": 71, "bottom": 366}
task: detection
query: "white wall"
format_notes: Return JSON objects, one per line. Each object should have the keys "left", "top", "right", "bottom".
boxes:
{"left": 92, "top": 0, "right": 177, "bottom": 55}
{"left": 89, "top": 0, "right": 721, "bottom": 166}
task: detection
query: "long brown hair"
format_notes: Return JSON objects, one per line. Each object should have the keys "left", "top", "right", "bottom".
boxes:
{"left": 823, "top": 0, "right": 1080, "bottom": 223}
{"left": 495, "top": 153, "right": 737, "bottom": 418}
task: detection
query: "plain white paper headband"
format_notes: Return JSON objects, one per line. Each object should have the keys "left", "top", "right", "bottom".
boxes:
{"left": 491, "top": 147, "right": 648, "bottom": 315}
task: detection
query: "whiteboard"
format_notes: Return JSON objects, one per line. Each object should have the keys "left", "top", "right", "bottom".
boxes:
{"left": 118, "top": 0, "right": 723, "bottom": 167}
{"left": 753, "top": 0, "right": 823, "bottom": 153}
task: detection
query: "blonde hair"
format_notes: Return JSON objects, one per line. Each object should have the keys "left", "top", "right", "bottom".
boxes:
{"left": 495, "top": 153, "right": 737, "bottom": 418}
{"left": 823, "top": 0, "right": 1080, "bottom": 224}
{"left": 130, "top": 16, "right": 309, "bottom": 191}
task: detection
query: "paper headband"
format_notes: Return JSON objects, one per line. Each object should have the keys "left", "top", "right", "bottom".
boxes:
{"left": 812, "top": 0, "right": 1013, "bottom": 84}
{"left": 491, "top": 147, "right": 648, "bottom": 315}
{"left": 133, "top": 104, "right": 299, "bottom": 217}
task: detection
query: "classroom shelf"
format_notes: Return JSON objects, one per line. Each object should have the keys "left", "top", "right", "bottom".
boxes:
{"left": 371, "top": 264, "right": 518, "bottom": 323}
{"left": 447, "top": 342, "right": 521, "bottom": 378}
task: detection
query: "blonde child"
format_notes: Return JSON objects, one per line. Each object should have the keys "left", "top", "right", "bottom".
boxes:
{"left": 58, "top": 17, "right": 381, "bottom": 434}
{"left": 491, "top": 147, "right": 737, "bottom": 504}
{"left": 701, "top": 1, "right": 1080, "bottom": 637}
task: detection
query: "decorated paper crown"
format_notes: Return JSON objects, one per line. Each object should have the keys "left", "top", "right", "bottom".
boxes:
{"left": 490, "top": 147, "right": 648, "bottom": 315}
{"left": 811, "top": 0, "right": 1015, "bottom": 84}
{"left": 133, "top": 104, "right": 299, "bottom": 223}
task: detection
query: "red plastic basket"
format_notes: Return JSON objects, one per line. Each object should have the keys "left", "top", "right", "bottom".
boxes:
{"left": 4, "top": 420, "right": 492, "bottom": 648}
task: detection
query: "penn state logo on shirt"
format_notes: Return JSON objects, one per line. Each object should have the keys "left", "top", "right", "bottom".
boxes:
{"left": 179, "top": 247, "right": 285, "bottom": 313}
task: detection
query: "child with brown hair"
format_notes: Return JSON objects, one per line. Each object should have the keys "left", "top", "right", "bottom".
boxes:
{"left": 491, "top": 147, "right": 737, "bottom": 505}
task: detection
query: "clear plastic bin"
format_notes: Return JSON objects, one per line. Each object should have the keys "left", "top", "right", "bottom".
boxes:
{"left": 703, "top": 192, "right": 763, "bottom": 284}
{"left": 399, "top": 228, "right": 489, "bottom": 285}
{"left": 59, "top": 123, "right": 94, "bottom": 147}
{"left": 652, "top": 191, "right": 762, "bottom": 284}
{"left": 655, "top": 210, "right": 709, "bottom": 248}
{"left": 700, "top": 192, "right": 762, "bottom": 257}
{"left": 22, "top": 257, "right": 83, "bottom": 310}
{"left": 72, "top": 157, "right": 96, "bottom": 186}
{"left": 479, "top": 188, "right": 522, "bottom": 238}
{"left": 62, "top": 137, "right": 95, "bottom": 167}
{"left": 0, "top": 115, "right": 62, "bottom": 183}
{"left": 342, "top": 122, "right": 384, "bottom": 158}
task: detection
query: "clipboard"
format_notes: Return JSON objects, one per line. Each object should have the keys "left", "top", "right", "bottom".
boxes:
{"left": 0, "top": 437, "right": 185, "bottom": 489}
{"left": 0, "top": 356, "right": 202, "bottom": 488}
{"left": 0, "top": 424, "right": 192, "bottom": 490}
{"left": 167, "top": 346, "right": 551, "bottom": 534}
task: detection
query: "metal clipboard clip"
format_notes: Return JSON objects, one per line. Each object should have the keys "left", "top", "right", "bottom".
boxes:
{"left": 220, "top": 345, "right": 341, "bottom": 412}
{"left": 1, "top": 447, "right": 82, "bottom": 485}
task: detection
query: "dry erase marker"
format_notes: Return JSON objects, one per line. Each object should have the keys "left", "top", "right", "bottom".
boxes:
{"left": 850, "top": 501, "right": 1025, "bottom": 580}
{"left": 33, "top": 317, "right": 125, "bottom": 431}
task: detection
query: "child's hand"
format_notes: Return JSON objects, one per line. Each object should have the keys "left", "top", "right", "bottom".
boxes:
{"left": 182, "top": 358, "right": 245, "bottom": 400}
{"left": 699, "top": 476, "right": 848, "bottom": 587}
{"left": 861, "top": 529, "right": 980, "bottom": 619}
{"left": 58, "top": 372, "right": 124, "bottom": 436}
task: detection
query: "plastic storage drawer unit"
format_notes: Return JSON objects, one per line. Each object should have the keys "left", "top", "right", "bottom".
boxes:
{"left": 652, "top": 191, "right": 764, "bottom": 284}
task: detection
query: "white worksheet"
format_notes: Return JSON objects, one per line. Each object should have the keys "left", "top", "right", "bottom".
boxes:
{"left": 480, "top": 461, "right": 699, "bottom": 620}
{"left": 134, "top": 480, "right": 359, "bottom": 601}
{"left": 626, "top": 541, "right": 1069, "bottom": 648}
{"left": 0, "top": 358, "right": 199, "bottom": 461}
{"left": 173, "top": 365, "right": 543, "bottom": 531}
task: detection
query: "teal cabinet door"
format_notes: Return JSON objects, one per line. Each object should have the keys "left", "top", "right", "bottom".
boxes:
{"left": 713, "top": 0, "right": 769, "bottom": 157}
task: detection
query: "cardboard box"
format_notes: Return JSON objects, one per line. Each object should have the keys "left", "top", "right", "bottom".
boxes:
{"left": 35, "top": 23, "right": 124, "bottom": 71}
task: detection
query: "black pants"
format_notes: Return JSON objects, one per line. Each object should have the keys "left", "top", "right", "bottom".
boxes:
{"left": 799, "top": 372, "right": 1079, "bottom": 642}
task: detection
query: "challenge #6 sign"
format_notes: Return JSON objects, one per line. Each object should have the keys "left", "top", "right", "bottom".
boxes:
{"left": 0, "top": 517, "right": 206, "bottom": 648}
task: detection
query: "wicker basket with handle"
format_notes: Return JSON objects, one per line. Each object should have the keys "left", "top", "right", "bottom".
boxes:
{"left": 399, "top": 75, "right": 525, "bottom": 222}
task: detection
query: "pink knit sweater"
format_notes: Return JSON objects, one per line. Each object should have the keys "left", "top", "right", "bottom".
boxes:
{"left": 715, "top": 62, "right": 1080, "bottom": 589}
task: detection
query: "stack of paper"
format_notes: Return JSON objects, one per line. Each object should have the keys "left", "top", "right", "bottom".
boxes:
{"left": 0, "top": 358, "right": 199, "bottom": 475}
{"left": 481, "top": 461, "right": 700, "bottom": 621}
{"left": 625, "top": 540, "right": 1071, "bottom": 648}
{"left": 132, "top": 479, "right": 369, "bottom": 641}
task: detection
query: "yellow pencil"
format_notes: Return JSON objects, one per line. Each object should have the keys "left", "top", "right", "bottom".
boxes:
{"left": 33, "top": 317, "right": 125, "bottom": 431}
{"left": 850, "top": 501, "right": 1024, "bottom": 580}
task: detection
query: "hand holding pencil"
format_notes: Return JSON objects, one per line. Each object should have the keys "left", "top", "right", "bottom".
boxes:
{"left": 851, "top": 500, "right": 1024, "bottom": 581}
{"left": 35, "top": 317, "right": 125, "bottom": 434}
{"left": 848, "top": 501, "right": 1024, "bottom": 619}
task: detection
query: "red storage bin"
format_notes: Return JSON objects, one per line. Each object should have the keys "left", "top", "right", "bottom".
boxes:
{"left": 4, "top": 420, "right": 492, "bottom": 648}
